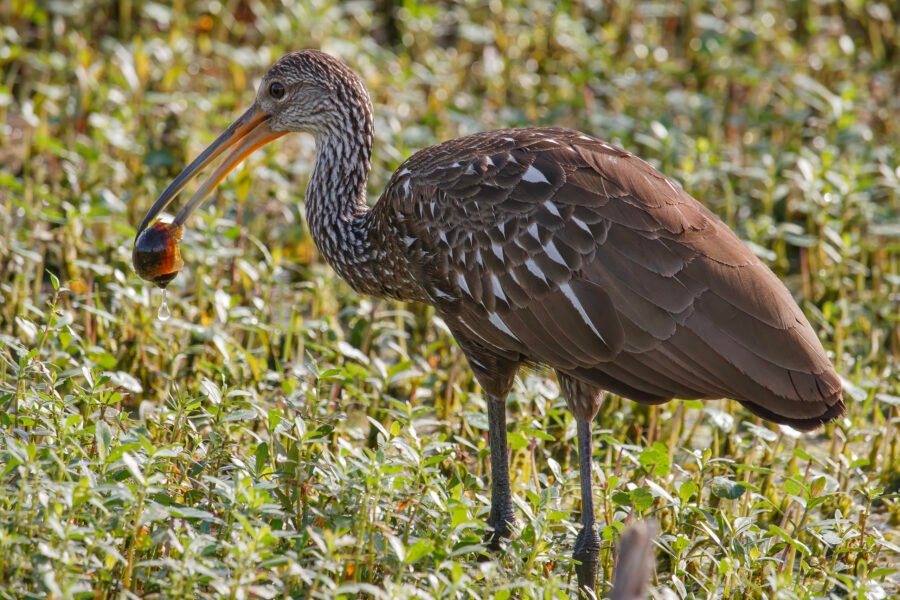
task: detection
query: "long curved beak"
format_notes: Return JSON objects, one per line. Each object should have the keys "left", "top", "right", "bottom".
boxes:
{"left": 135, "top": 103, "right": 286, "bottom": 238}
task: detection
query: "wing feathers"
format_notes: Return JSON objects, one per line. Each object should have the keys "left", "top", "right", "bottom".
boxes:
{"left": 391, "top": 128, "right": 843, "bottom": 428}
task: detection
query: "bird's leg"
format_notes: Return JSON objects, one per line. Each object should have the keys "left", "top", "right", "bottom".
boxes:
{"left": 573, "top": 417, "right": 602, "bottom": 595}
{"left": 557, "top": 373, "right": 604, "bottom": 597}
{"left": 486, "top": 395, "right": 516, "bottom": 547}
{"left": 450, "top": 343, "right": 519, "bottom": 550}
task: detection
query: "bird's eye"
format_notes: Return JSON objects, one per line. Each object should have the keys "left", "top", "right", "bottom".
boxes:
{"left": 269, "top": 81, "right": 286, "bottom": 99}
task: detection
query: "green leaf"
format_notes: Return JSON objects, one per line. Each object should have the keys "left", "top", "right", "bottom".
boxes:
{"left": 849, "top": 457, "right": 870, "bottom": 469}
{"left": 794, "top": 447, "right": 813, "bottom": 461}
{"left": 630, "top": 487, "right": 654, "bottom": 512}
{"left": 639, "top": 442, "right": 671, "bottom": 477}
{"left": 783, "top": 477, "right": 806, "bottom": 497}
{"left": 268, "top": 408, "right": 283, "bottom": 431}
{"left": 521, "top": 426, "right": 555, "bottom": 442}
{"left": 223, "top": 409, "right": 257, "bottom": 423}
{"left": 870, "top": 568, "right": 899, "bottom": 578}
{"left": 679, "top": 480, "right": 699, "bottom": 504}
{"left": 611, "top": 491, "right": 631, "bottom": 507}
{"left": 367, "top": 417, "right": 389, "bottom": 441}
{"left": 404, "top": 538, "right": 434, "bottom": 564}
{"left": 768, "top": 525, "right": 811, "bottom": 556}
{"left": 167, "top": 506, "right": 224, "bottom": 524}
{"left": 673, "top": 534, "right": 691, "bottom": 554}
{"left": 507, "top": 431, "right": 529, "bottom": 450}
{"left": 255, "top": 442, "right": 269, "bottom": 474}
{"left": 709, "top": 477, "right": 746, "bottom": 500}
{"left": 601, "top": 522, "right": 624, "bottom": 541}
{"left": 95, "top": 420, "right": 112, "bottom": 462}
{"left": 121, "top": 452, "right": 146, "bottom": 486}
{"left": 809, "top": 476, "right": 827, "bottom": 498}
{"left": 450, "top": 505, "right": 470, "bottom": 528}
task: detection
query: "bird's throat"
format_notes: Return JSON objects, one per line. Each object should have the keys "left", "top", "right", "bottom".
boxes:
{"left": 305, "top": 132, "right": 384, "bottom": 296}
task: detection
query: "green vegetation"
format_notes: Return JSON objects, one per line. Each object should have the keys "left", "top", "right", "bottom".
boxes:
{"left": 1, "top": 1, "right": 897, "bottom": 597}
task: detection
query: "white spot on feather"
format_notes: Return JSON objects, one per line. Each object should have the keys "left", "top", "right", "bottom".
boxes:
{"left": 522, "top": 165, "right": 550, "bottom": 184}
{"left": 559, "top": 283, "right": 605, "bottom": 343}
{"left": 528, "top": 223, "right": 540, "bottom": 241}
{"left": 491, "top": 242, "right": 504, "bottom": 261}
{"left": 403, "top": 236, "right": 416, "bottom": 247}
{"left": 488, "top": 312, "right": 518, "bottom": 340}
{"left": 572, "top": 218, "right": 591, "bottom": 233}
{"left": 456, "top": 273, "right": 471, "bottom": 296}
{"left": 544, "top": 240, "right": 567, "bottom": 267}
{"left": 525, "top": 259, "right": 546, "bottom": 281}
{"left": 544, "top": 201, "right": 561, "bottom": 217}
{"left": 490, "top": 275, "right": 506, "bottom": 302}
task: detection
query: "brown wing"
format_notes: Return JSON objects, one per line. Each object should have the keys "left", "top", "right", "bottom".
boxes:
{"left": 384, "top": 128, "right": 844, "bottom": 430}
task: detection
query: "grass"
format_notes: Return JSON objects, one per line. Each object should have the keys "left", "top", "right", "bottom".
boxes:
{"left": 0, "top": 0, "right": 898, "bottom": 598}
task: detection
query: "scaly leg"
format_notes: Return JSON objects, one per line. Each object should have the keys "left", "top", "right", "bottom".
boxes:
{"left": 558, "top": 372, "right": 604, "bottom": 597}
{"left": 450, "top": 341, "right": 519, "bottom": 551}
{"left": 573, "top": 417, "right": 602, "bottom": 595}
{"left": 486, "top": 395, "right": 516, "bottom": 547}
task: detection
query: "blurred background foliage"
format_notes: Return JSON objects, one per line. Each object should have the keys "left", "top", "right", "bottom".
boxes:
{"left": 0, "top": 0, "right": 897, "bottom": 598}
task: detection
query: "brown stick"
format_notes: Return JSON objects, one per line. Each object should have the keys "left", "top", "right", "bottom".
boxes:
{"left": 611, "top": 519, "right": 657, "bottom": 600}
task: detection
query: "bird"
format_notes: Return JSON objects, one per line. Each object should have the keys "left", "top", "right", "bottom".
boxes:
{"left": 134, "top": 50, "right": 845, "bottom": 596}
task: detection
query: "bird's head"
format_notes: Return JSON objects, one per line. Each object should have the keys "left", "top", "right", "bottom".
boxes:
{"left": 133, "top": 50, "right": 371, "bottom": 284}
{"left": 260, "top": 50, "right": 371, "bottom": 136}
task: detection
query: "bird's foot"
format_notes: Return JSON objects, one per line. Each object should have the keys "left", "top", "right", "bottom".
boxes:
{"left": 485, "top": 503, "right": 517, "bottom": 550}
{"left": 573, "top": 525, "right": 602, "bottom": 597}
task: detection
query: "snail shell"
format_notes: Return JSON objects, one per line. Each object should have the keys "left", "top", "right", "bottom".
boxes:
{"left": 133, "top": 221, "right": 184, "bottom": 288}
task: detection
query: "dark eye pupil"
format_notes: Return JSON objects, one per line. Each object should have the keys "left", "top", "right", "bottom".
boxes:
{"left": 269, "top": 82, "right": 285, "bottom": 99}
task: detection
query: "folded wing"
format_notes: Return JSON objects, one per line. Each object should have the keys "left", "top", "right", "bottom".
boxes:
{"left": 386, "top": 128, "right": 844, "bottom": 430}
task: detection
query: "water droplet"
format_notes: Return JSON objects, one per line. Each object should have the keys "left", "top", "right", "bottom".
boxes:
{"left": 157, "top": 290, "right": 170, "bottom": 321}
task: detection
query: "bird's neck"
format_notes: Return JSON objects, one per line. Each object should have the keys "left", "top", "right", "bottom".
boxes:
{"left": 306, "top": 128, "right": 415, "bottom": 300}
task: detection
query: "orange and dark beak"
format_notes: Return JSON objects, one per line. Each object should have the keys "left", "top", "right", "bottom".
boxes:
{"left": 135, "top": 103, "right": 286, "bottom": 238}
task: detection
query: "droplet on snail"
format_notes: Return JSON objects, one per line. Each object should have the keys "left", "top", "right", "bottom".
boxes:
{"left": 132, "top": 220, "right": 184, "bottom": 288}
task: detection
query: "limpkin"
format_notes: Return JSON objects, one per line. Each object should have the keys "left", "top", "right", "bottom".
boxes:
{"left": 134, "top": 50, "right": 845, "bottom": 594}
